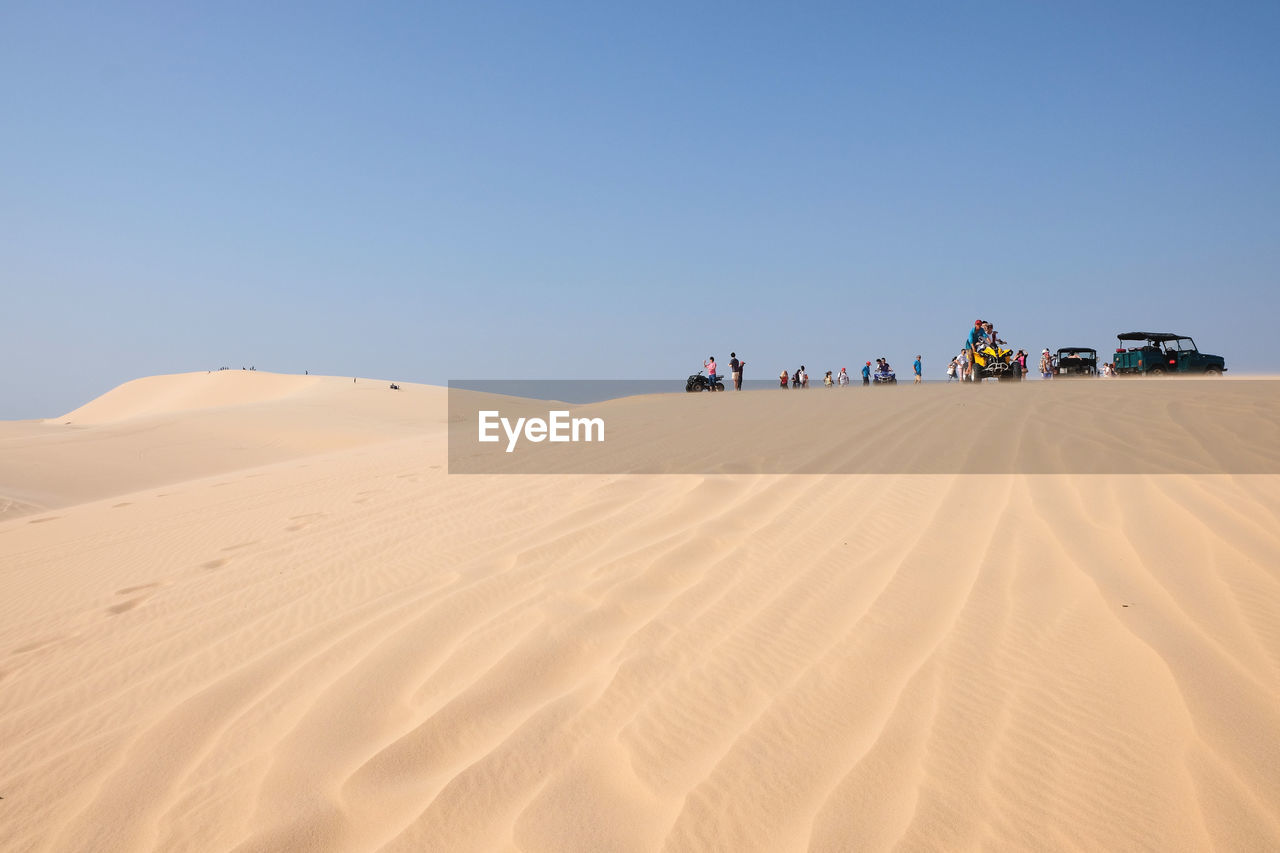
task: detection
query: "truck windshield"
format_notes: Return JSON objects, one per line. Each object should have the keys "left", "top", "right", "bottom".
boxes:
{"left": 1163, "top": 338, "right": 1195, "bottom": 352}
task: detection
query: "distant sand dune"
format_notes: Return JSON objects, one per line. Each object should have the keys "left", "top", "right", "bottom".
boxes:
{"left": 2, "top": 372, "right": 1279, "bottom": 851}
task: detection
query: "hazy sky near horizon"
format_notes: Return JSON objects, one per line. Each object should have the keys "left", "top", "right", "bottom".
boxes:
{"left": 4, "top": 1, "right": 1278, "bottom": 417}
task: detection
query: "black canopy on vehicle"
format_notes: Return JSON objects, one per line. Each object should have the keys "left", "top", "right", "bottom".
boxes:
{"left": 1056, "top": 348, "right": 1097, "bottom": 355}
{"left": 1117, "top": 332, "right": 1182, "bottom": 342}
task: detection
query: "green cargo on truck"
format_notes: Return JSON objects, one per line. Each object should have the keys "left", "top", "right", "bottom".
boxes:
{"left": 1112, "top": 332, "right": 1226, "bottom": 376}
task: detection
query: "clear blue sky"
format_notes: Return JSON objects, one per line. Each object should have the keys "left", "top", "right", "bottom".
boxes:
{"left": 4, "top": 1, "right": 1278, "bottom": 417}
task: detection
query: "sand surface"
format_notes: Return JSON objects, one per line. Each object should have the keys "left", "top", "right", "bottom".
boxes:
{"left": 2, "top": 371, "right": 1279, "bottom": 851}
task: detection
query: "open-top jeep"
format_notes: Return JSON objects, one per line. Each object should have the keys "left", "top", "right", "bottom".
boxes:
{"left": 1054, "top": 347, "right": 1097, "bottom": 377}
{"left": 1112, "top": 332, "right": 1226, "bottom": 376}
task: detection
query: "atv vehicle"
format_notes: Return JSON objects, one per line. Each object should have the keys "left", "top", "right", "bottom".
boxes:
{"left": 873, "top": 369, "right": 897, "bottom": 385}
{"left": 1054, "top": 348, "right": 1097, "bottom": 377}
{"left": 1112, "top": 333, "right": 1226, "bottom": 376}
{"left": 685, "top": 371, "right": 725, "bottom": 392}
{"left": 971, "top": 339, "right": 1022, "bottom": 382}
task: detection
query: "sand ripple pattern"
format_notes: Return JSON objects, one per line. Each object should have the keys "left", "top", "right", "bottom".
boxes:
{"left": 2, "top": 392, "right": 1280, "bottom": 851}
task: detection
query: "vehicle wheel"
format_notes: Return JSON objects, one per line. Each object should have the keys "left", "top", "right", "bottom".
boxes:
{"left": 1149, "top": 367, "right": 1166, "bottom": 376}
{"left": 1204, "top": 367, "right": 1222, "bottom": 377}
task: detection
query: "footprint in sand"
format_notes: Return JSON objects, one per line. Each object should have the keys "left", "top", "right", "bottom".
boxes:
{"left": 107, "top": 599, "right": 144, "bottom": 614}
{"left": 113, "top": 502, "right": 132, "bottom": 508}
{"left": 13, "top": 636, "right": 69, "bottom": 655}
{"left": 286, "top": 512, "right": 325, "bottom": 532}
{"left": 116, "top": 582, "right": 162, "bottom": 595}
{"left": 202, "top": 558, "right": 229, "bottom": 570}
{"left": 106, "top": 582, "right": 165, "bottom": 615}
{"left": 220, "top": 541, "right": 259, "bottom": 552}
{"left": 27, "top": 516, "right": 62, "bottom": 524}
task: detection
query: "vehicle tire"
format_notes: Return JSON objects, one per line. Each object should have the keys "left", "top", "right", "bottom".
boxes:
{"left": 1204, "top": 367, "right": 1222, "bottom": 377}
{"left": 1149, "top": 367, "right": 1166, "bottom": 376}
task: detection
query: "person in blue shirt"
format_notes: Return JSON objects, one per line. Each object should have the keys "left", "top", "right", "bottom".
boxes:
{"left": 964, "top": 319, "right": 987, "bottom": 381}
{"left": 861, "top": 361, "right": 871, "bottom": 386}
{"left": 913, "top": 356, "right": 922, "bottom": 384}
{"left": 965, "top": 319, "right": 987, "bottom": 351}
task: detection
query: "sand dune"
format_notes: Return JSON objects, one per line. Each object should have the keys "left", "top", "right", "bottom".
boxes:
{"left": 0, "top": 372, "right": 444, "bottom": 518}
{"left": 2, "top": 372, "right": 1279, "bottom": 851}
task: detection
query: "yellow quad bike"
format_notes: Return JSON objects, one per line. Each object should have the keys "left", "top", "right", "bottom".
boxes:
{"left": 971, "top": 341, "right": 1022, "bottom": 382}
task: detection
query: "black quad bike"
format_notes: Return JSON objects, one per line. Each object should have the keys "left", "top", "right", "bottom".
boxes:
{"left": 686, "top": 371, "right": 725, "bottom": 392}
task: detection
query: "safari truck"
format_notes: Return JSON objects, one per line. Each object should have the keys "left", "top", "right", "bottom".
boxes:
{"left": 1112, "top": 332, "right": 1226, "bottom": 376}
{"left": 1054, "top": 347, "right": 1098, "bottom": 377}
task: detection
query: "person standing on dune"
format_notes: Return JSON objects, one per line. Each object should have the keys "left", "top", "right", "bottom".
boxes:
{"left": 729, "top": 352, "right": 745, "bottom": 390}
{"left": 913, "top": 355, "right": 922, "bottom": 384}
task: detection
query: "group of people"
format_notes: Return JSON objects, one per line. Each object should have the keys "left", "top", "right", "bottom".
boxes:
{"left": 781, "top": 365, "right": 810, "bottom": 388}
{"left": 772, "top": 356, "right": 924, "bottom": 388}
{"left": 700, "top": 354, "right": 933, "bottom": 391}
{"left": 705, "top": 317, "right": 1132, "bottom": 392}
{"left": 702, "top": 317, "right": 1138, "bottom": 391}
{"left": 703, "top": 353, "right": 747, "bottom": 390}
{"left": 946, "top": 348, "right": 1030, "bottom": 382}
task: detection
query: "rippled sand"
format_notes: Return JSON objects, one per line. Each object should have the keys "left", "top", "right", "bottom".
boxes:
{"left": 2, "top": 371, "right": 1278, "bottom": 851}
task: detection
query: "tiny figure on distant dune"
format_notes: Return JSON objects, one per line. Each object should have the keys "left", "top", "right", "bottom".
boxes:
{"left": 801, "top": 368, "right": 809, "bottom": 388}
{"left": 729, "top": 352, "right": 744, "bottom": 390}
{"left": 780, "top": 368, "right": 789, "bottom": 389}
{"left": 704, "top": 355, "right": 718, "bottom": 386}
{"left": 838, "top": 367, "right": 850, "bottom": 386}
{"left": 862, "top": 361, "right": 871, "bottom": 386}
{"left": 913, "top": 356, "right": 922, "bottom": 384}
{"left": 824, "top": 370, "right": 834, "bottom": 388}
